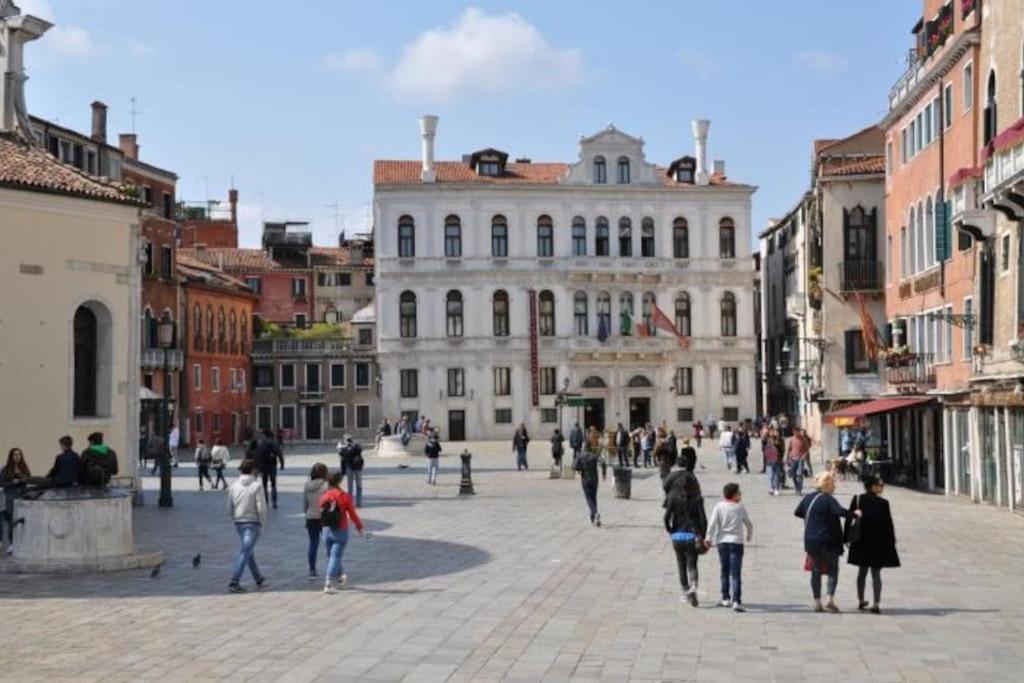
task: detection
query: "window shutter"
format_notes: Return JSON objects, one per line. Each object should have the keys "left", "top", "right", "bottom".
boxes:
{"left": 934, "top": 201, "right": 948, "bottom": 262}
{"left": 845, "top": 330, "right": 855, "bottom": 374}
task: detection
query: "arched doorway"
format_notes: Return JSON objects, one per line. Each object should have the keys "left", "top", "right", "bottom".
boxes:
{"left": 627, "top": 375, "right": 653, "bottom": 429}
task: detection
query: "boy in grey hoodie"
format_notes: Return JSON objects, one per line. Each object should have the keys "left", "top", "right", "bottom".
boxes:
{"left": 226, "top": 459, "right": 267, "bottom": 593}
{"left": 705, "top": 482, "right": 753, "bottom": 611}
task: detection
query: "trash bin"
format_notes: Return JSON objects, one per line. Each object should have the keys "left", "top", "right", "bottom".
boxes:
{"left": 613, "top": 466, "right": 632, "bottom": 499}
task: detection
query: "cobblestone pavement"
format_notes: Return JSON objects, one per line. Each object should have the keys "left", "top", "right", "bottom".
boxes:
{"left": 1, "top": 441, "right": 1023, "bottom": 682}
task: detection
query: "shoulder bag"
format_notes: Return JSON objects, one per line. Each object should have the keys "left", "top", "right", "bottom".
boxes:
{"left": 802, "top": 493, "right": 822, "bottom": 571}
{"left": 844, "top": 495, "right": 862, "bottom": 544}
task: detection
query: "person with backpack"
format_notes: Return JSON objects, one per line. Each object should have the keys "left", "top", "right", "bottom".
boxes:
{"left": 704, "top": 482, "right": 754, "bottom": 612}
{"left": 80, "top": 432, "right": 118, "bottom": 487}
{"left": 319, "top": 470, "right": 365, "bottom": 594}
{"left": 664, "top": 471, "right": 707, "bottom": 607}
{"left": 210, "top": 438, "right": 229, "bottom": 490}
{"left": 575, "top": 441, "right": 601, "bottom": 527}
{"left": 342, "top": 436, "right": 364, "bottom": 507}
{"left": 424, "top": 430, "right": 442, "bottom": 484}
{"left": 256, "top": 430, "right": 284, "bottom": 509}
{"left": 226, "top": 459, "right": 267, "bottom": 593}
{"left": 195, "top": 439, "right": 213, "bottom": 491}
{"left": 303, "top": 463, "right": 329, "bottom": 579}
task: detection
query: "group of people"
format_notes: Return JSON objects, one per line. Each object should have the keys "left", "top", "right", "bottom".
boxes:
{"left": 760, "top": 425, "right": 813, "bottom": 496}
{"left": 552, "top": 421, "right": 700, "bottom": 478}
{"left": 380, "top": 415, "right": 434, "bottom": 448}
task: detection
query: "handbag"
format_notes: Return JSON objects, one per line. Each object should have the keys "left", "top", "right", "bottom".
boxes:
{"left": 802, "top": 493, "right": 822, "bottom": 572}
{"left": 844, "top": 495, "right": 862, "bottom": 544}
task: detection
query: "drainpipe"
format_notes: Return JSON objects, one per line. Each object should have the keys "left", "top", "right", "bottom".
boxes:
{"left": 939, "top": 76, "right": 947, "bottom": 298}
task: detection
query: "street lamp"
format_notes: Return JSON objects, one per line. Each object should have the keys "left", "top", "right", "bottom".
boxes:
{"left": 157, "top": 313, "right": 175, "bottom": 508}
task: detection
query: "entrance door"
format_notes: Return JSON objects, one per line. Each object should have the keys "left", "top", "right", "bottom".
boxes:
{"left": 583, "top": 399, "right": 605, "bottom": 431}
{"left": 629, "top": 397, "right": 650, "bottom": 430}
{"left": 305, "top": 405, "right": 322, "bottom": 441}
{"left": 448, "top": 410, "right": 466, "bottom": 441}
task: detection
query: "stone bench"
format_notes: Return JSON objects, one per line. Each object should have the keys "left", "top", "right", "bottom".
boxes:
{"left": 377, "top": 434, "right": 429, "bottom": 458}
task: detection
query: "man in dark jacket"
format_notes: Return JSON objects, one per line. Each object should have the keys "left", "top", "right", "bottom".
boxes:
{"left": 568, "top": 422, "right": 584, "bottom": 465}
{"left": 80, "top": 432, "right": 118, "bottom": 487}
{"left": 512, "top": 424, "right": 530, "bottom": 471}
{"left": 341, "top": 436, "right": 364, "bottom": 507}
{"left": 47, "top": 436, "right": 80, "bottom": 488}
{"left": 575, "top": 443, "right": 601, "bottom": 526}
{"left": 615, "top": 423, "right": 630, "bottom": 468}
{"left": 256, "top": 430, "right": 285, "bottom": 508}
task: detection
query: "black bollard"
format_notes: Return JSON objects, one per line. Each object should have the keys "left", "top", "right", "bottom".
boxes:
{"left": 459, "top": 449, "right": 475, "bottom": 495}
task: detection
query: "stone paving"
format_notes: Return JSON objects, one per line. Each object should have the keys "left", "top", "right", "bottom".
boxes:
{"left": 1, "top": 440, "right": 1023, "bottom": 682}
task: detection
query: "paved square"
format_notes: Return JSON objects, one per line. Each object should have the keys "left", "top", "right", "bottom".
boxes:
{"left": 1, "top": 442, "right": 1022, "bottom": 682}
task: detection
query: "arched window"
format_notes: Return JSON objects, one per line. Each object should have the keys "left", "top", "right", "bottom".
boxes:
{"left": 916, "top": 201, "right": 925, "bottom": 273}
{"left": 218, "top": 306, "right": 226, "bottom": 352}
{"left": 399, "top": 291, "right": 417, "bottom": 338}
{"left": 619, "top": 291, "right": 634, "bottom": 336}
{"left": 595, "top": 217, "right": 610, "bottom": 256}
{"left": 572, "top": 216, "right": 587, "bottom": 256}
{"left": 673, "top": 217, "right": 689, "bottom": 258}
{"left": 493, "top": 290, "right": 509, "bottom": 337}
{"left": 719, "top": 217, "right": 735, "bottom": 259}
{"left": 721, "top": 292, "right": 737, "bottom": 337}
{"left": 641, "top": 217, "right": 655, "bottom": 257}
{"left": 574, "top": 291, "right": 589, "bottom": 335}
{"left": 205, "top": 305, "right": 214, "bottom": 352}
{"left": 398, "top": 215, "right": 415, "bottom": 258}
{"left": 73, "top": 305, "right": 98, "bottom": 417}
{"left": 491, "top": 214, "right": 508, "bottom": 257}
{"left": 446, "top": 290, "right": 464, "bottom": 337}
{"left": 597, "top": 291, "right": 611, "bottom": 336}
{"left": 537, "top": 215, "right": 554, "bottom": 257}
{"left": 143, "top": 307, "right": 156, "bottom": 349}
{"left": 538, "top": 290, "right": 555, "bottom": 336}
{"left": 618, "top": 217, "right": 632, "bottom": 257}
{"left": 907, "top": 206, "right": 916, "bottom": 275}
{"left": 617, "top": 156, "right": 631, "bottom": 184}
{"left": 642, "top": 292, "right": 656, "bottom": 335}
{"left": 593, "top": 155, "right": 606, "bottom": 184}
{"left": 900, "top": 226, "right": 908, "bottom": 279}
{"left": 675, "top": 292, "right": 691, "bottom": 337}
{"left": 444, "top": 214, "right": 462, "bottom": 258}
{"left": 229, "top": 310, "right": 238, "bottom": 352}
{"left": 984, "top": 69, "right": 997, "bottom": 145}
{"left": 627, "top": 375, "right": 652, "bottom": 388}
{"left": 192, "top": 304, "right": 202, "bottom": 352}
{"left": 581, "top": 376, "right": 607, "bottom": 388}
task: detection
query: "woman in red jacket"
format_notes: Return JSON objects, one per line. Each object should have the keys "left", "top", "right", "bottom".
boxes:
{"left": 319, "top": 471, "right": 364, "bottom": 594}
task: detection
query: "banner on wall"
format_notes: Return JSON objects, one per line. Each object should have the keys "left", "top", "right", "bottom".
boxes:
{"left": 528, "top": 289, "right": 539, "bottom": 407}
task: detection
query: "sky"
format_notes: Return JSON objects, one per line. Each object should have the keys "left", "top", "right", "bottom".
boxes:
{"left": 20, "top": 0, "right": 919, "bottom": 248}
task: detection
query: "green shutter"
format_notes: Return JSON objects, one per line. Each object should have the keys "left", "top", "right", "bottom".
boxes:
{"left": 935, "top": 200, "right": 952, "bottom": 262}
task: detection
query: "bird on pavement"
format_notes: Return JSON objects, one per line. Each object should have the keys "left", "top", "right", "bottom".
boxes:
{"left": 192, "top": 553, "right": 201, "bottom": 569}
{"left": 150, "top": 563, "right": 162, "bottom": 579}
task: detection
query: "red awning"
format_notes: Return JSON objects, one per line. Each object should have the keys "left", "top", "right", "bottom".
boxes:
{"left": 824, "top": 397, "right": 934, "bottom": 426}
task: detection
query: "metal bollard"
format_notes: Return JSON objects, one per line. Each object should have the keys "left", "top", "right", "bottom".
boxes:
{"left": 459, "top": 449, "right": 475, "bottom": 495}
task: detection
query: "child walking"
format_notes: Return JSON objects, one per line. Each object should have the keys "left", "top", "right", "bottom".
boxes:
{"left": 705, "top": 482, "right": 753, "bottom": 612}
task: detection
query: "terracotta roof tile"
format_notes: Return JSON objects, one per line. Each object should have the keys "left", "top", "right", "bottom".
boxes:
{"left": 179, "top": 246, "right": 375, "bottom": 272}
{"left": 813, "top": 139, "right": 840, "bottom": 154}
{"left": 0, "top": 133, "right": 138, "bottom": 204}
{"left": 819, "top": 155, "right": 885, "bottom": 177}
{"left": 310, "top": 247, "right": 374, "bottom": 268}
{"left": 177, "top": 253, "right": 254, "bottom": 295}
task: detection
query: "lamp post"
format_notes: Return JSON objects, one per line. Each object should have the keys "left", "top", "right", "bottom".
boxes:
{"left": 157, "top": 313, "right": 175, "bottom": 508}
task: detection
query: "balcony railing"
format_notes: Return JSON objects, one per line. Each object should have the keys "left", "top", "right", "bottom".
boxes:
{"left": 886, "top": 352, "right": 936, "bottom": 388}
{"left": 836, "top": 260, "right": 883, "bottom": 292}
{"left": 141, "top": 348, "right": 184, "bottom": 371}
{"left": 298, "top": 385, "right": 324, "bottom": 401}
{"left": 252, "top": 338, "right": 352, "bottom": 358}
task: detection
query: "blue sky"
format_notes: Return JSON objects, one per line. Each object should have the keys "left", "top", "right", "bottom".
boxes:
{"left": 21, "top": 1, "right": 917, "bottom": 247}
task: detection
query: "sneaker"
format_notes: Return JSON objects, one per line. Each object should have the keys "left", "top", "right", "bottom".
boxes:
{"left": 857, "top": 601, "right": 869, "bottom": 611}
{"left": 323, "top": 582, "right": 338, "bottom": 595}
{"left": 308, "top": 571, "right": 318, "bottom": 581}
{"left": 228, "top": 583, "right": 246, "bottom": 594}
{"left": 679, "top": 594, "right": 689, "bottom": 603}
{"left": 824, "top": 601, "right": 840, "bottom": 613}
{"left": 594, "top": 514, "right": 602, "bottom": 528}
{"left": 255, "top": 577, "right": 267, "bottom": 589}
{"left": 718, "top": 599, "right": 732, "bottom": 608}
{"left": 339, "top": 573, "right": 348, "bottom": 588}
{"left": 813, "top": 602, "right": 824, "bottom": 613}
{"left": 732, "top": 603, "right": 745, "bottom": 613}
{"left": 869, "top": 605, "right": 881, "bottom": 614}
{"left": 687, "top": 592, "right": 699, "bottom": 607}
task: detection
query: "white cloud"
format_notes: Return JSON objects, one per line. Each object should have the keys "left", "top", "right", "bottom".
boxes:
{"left": 386, "top": 7, "right": 583, "bottom": 102}
{"left": 676, "top": 48, "right": 715, "bottom": 79}
{"left": 17, "top": 0, "right": 105, "bottom": 59}
{"left": 17, "top": 0, "right": 55, "bottom": 20}
{"left": 324, "top": 48, "right": 383, "bottom": 74}
{"left": 127, "top": 39, "right": 156, "bottom": 58}
{"left": 794, "top": 50, "right": 846, "bottom": 76}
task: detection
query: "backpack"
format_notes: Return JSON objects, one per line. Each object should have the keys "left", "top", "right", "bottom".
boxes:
{"left": 82, "top": 449, "right": 114, "bottom": 486}
{"left": 350, "top": 445, "right": 364, "bottom": 470}
{"left": 320, "top": 497, "right": 342, "bottom": 529}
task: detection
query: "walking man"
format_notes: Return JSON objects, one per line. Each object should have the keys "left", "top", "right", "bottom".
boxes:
{"left": 513, "top": 423, "right": 530, "bottom": 471}
{"left": 195, "top": 439, "right": 213, "bottom": 490}
{"left": 257, "top": 430, "right": 284, "bottom": 509}
{"left": 615, "top": 423, "right": 629, "bottom": 468}
{"left": 575, "top": 442, "right": 601, "bottom": 527}
{"left": 569, "top": 422, "right": 584, "bottom": 465}
{"left": 718, "top": 423, "right": 736, "bottom": 471}
{"left": 425, "top": 430, "right": 442, "bottom": 484}
{"left": 342, "top": 436, "right": 364, "bottom": 507}
{"left": 226, "top": 459, "right": 267, "bottom": 593}
{"left": 705, "top": 482, "right": 754, "bottom": 612}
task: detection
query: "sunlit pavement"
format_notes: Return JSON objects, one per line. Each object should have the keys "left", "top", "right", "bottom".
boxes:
{"left": 0, "top": 441, "right": 1022, "bottom": 681}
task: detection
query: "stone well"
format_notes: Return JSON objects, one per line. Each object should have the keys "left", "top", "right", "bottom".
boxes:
{"left": 377, "top": 433, "right": 428, "bottom": 458}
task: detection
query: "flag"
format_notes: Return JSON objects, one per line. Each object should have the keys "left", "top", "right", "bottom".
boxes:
{"left": 856, "top": 293, "right": 885, "bottom": 361}
{"left": 597, "top": 316, "right": 609, "bottom": 343}
{"left": 636, "top": 322, "right": 650, "bottom": 337}
{"left": 651, "top": 304, "right": 690, "bottom": 350}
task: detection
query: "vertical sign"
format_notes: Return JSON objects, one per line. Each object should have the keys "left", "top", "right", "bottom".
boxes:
{"left": 528, "top": 288, "right": 539, "bottom": 407}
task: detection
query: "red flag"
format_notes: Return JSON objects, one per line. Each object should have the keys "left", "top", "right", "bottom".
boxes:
{"left": 855, "top": 293, "right": 885, "bottom": 361}
{"left": 652, "top": 304, "right": 690, "bottom": 350}
{"left": 636, "top": 322, "right": 650, "bottom": 337}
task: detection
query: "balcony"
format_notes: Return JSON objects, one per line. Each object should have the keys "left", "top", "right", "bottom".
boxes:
{"left": 298, "top": 385, "right": 324, "bottom": 402}
{"left": 835, "top": 261, "right": 883, "bottom": 293}
{"left": 982, "top": 119, "right": 1024, "bottom": 220}
{"left": 252, "top": 337, "right": 352, "bottom": 358}
{"left": 950, "top": 174, "right": 996, "bottom": 240}
{"left": 140, "top": 348, "right": 184, "bottom": 371}
{"left": 886, "top": 352, "right": 936, "bottom": 390}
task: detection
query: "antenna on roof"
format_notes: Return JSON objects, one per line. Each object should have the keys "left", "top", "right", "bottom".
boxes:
{"left": 129, "top": 96, "right": 141, "bottom": 134}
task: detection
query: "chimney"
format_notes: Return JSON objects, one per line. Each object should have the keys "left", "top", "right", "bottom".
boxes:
{"left": 420, "top": 115, "right": 439, "bottom": 183}
{"left": 119, "top": 133, "right": 139, "bottom": 161}
{"left": 713, "top": 159, "right": 726, "bottom": 176}
{"left": 228, "top": 188, "right": 239, "bottom": 225}
{"left": 691, "top": 119, "right": 710, "bottom": 186}
{"left": 90, "top": 101, "right": 107, "bottom": 143}
{"left": 0, "top": 8, "right": 52, "bottom": 136}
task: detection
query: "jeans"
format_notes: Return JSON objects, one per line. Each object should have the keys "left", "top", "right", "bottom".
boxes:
{"left": 323, "top": 527, "right": 350, "bottom": 579}
{"left": 789, "top": 461, "right": 805, "bottom": 495}
{"left": 306, "top": 520, "right": 323, "bottom": 573}
{"left": 809, "top": 550, "right": 840, "bottom": 600}
{"left": 722, "top": 447, "right": 735, "bottom": 469}
{"left": 213, "top": 468, "right": 227, "bottom": 489}
{"left": 427, "top": 457, "right": 439, "bottom": 484}
{"left": 262, "top": 470, "right": 278, "bottom": 507}
{"left": 516, "top": 448, "right": 528, "bottom": 471}
{"left": 617, "top": 446, "right": 628, "bottom": 468}
{"left": 857, "top": 566, "right": 883, "bottom": 604}
{"left": 642, "top": 448, "right": 653, "bottom": 468}
{"left": 230, "top": 523, "right": 263, "bottom": 585}
{"left": 581, "top": 480, "right": 598, "bottom": 520}
{"left": 198, "top": 464, "right": 212, "bottom": 488}
{"left": 768, "top": 462, "right": 782, "bottom": 491}
{"left": 671, "top": 539, "right": 700, "bottom": 592}
{"left": 717, "top": 543, "right": 744, "bottom": 604}
{"left": 346, "top": 469, "right": 363, "bottom": 507}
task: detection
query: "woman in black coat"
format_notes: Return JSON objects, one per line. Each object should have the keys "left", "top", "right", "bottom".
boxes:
{"left": 847, "top": 474, "right": 900, "bottom": 614}
{"left": 664, "top": 472, "right": 707, "bottom": 607}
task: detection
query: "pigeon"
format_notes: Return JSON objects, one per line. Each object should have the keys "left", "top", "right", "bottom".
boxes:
{"left": 150, "top": 563, "right": 162, "bottom": 579}
{"left": 397, "top": 464, "right": 409, "bottom": 469}
{"left": 192, "top": 553, "right": 201, "bottom": 569}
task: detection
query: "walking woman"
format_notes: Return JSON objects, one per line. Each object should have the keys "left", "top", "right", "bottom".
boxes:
{"left": 786, "top": 428, "right": 811, "bottom": 496}
{"left": 302, "top": 463, "right": 329, "bottom": 578}
{"left": 0, "top": 448, "right": 31, "bottom": 550}
{"left": 794, "top": 471, "right": 858, "bottom": 613}
{"left": 664, "top": 471, "right": 707, "bottom": 607}
{"left": 764, "top": 430, "right": 782, "bottom": 496}
{"left": 319, "top": 471, "right": 365, "bottom": 594}
{"left": 550, "top": 428, "right": 565, "bottom": 470}
{"left": 847, "top": 474, "right": 900, "bottom": 614}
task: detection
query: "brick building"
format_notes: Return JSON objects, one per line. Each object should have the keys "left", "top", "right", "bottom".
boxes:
{"left": 313, "top": 238, "right": 375, "bottom": 324}
{"left": 180, "top": 189, "right": 240, "bottom": 248}
{"left": 178, "top": 254, "right": 256, "bottom": 447}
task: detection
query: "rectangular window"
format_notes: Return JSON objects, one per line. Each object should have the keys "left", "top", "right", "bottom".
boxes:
{"left": 675, "top": 367, "right": 693, "bottom": 396}
{"left": 294, "top": 314, "right": 308, "bottom": 329}
{"left": 398, "top": 223, "right": 415, "bottom": 258}
{"left": 212, "top": 412, "right": 221, "bottom": 434}
{"left": 492, "top": 224, "right": 508, "bottom": 257}
{"left": 494, "top": 367, "right": 511, "bottom": 396}
{"left": 495, "top": 408, "right": 513, "bottom": 424}
{"left": 924, "top": 103, "right": 933, "bottom": 146}
{"left": 964, "top": 63, "right": 973, "bottom": 111}
{"left": 292, "top": 278, "right": 307, "bottom": 298}
{"left": 365, "top": 272, "right": 374, "bottom": 286}
{"left": 211, "top": 367, "right": 221, "bottom": 393}
{"left": 845, "top": 329, "right": 876, "bottom": 374}
{"left": 143, "top": 241, "right": 153, "bottom": 276}
{"left": 257, "top": 406, "right": 272, "bottom": 431}
{"left": 539, "top": 367, "right": 557, "bottom": 395}
{"left": 447, "top": 368, "right": 465, "bottom": 397}
{"left": 238, "top": 369, "right": 245, "bottom": 393}
{"left": 160, "top": 246, "right": 172, "bottom": 279}
{"left": 281, "top": 364, "right": 296, "bottom": 389}
{"left": 143, "top": 186, "right": 153, "bottom": 206}
{"left": 192, "top": 364, "right": 202, "bottom": 390}
{"left": 537, "top": 226, "right": 554, "bottom": 258}
{"left": 400, "top": 369, "right": 418, "bottom": 398}
{"left": 331, "top": 405, "right": 346, "bottom": 430}
{"left": 885, "top": 141, "right": 892, "bottom": 176}
{"left": 358, "top": 328, "right": 372, "bottom": 345}
{"left": 330, "top": 363, "right": 345, "bottom": 388}
{"left": 280, "top": 405, "right": 296, "bottom": 430}
{"left": 229, "top": 368, "right": 237, "bottom": 392}
{"left": 163, "top": 192, "right": 173, "bottom": 219}
{"left": 540, "top": 408, "right": 558, "bottom": 423}
{"left": 246, "top": 277, "right": 261, "bottom": 294}
{"left": 254, "top": 365, "right": 273, "bottom": 389}
{"left": 722, "top": 407, "right": 739, "bottom": 422}
{"left": 338, "top": 272, "right": 352, "bottom": 286}
{"left": 677, "top": 408, "right": 694, "bottom": 423}
{"left": 964, "top": 297, "right": 974, "bottom": 359}
{"left": 194, "top": 410, "right": 204, "bottom": 435}
{"left": 355, "top": 363, "right": 369, "bottom": 388}
{"left": 900, "top": 128, "right": 908, "bottom": 164}
{"left": 356, "top": 405, "right": 370, "bottom": 429}
{"left": 721, "top": 367, "right": 738, "bottom": 395}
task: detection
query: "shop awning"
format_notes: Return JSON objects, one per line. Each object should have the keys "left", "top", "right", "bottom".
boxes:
{"left": 824, "top": 397, "right": 934, "bottom": 426}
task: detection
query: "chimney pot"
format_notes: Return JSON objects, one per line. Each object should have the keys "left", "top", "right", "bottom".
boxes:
{"left": 713, "top": 159, "right": 726, "bottom": 176}
{"left": 90, "top": 101, "right": 107, "bottom": 144}
{"left": 119, "top": 133, "right": 139, "bottom": 161}
{"left": 420, "top": 115, "right": 438, "bottom": 183}
{"left": 228, "top": 188, "right": 239, "bottom": 225}
{"left": 691, "top": 119, "right": 710, "bottom": 186}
